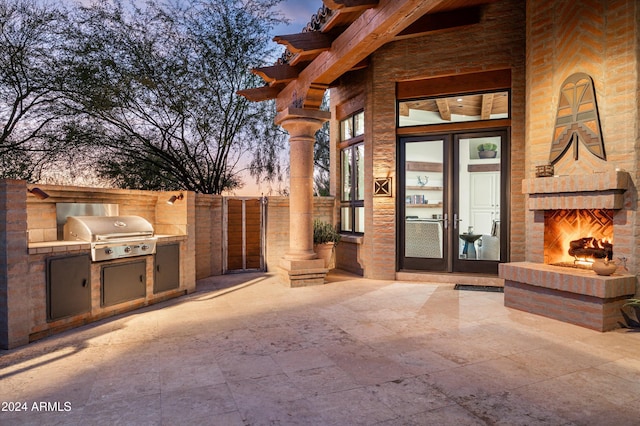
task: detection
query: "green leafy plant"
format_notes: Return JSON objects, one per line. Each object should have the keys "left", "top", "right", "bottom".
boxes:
{"left": 313, "top": 219, "right": 341, "bottom": 245}
{"left": 477, "top": 143, "right": 498, "bottom": 152}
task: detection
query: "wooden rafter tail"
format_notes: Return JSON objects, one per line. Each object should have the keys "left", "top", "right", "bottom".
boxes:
{"left": 236, "top": 86, "right": 281, "bottom": 102}
{"left": 273, "top": 32, "right": 333, "bottom": 55}
{"left": 252, "top": 65, "right": 300, "bottom": 85}
{"left": 323, "top": 0, "right": 379, "bottom": 12}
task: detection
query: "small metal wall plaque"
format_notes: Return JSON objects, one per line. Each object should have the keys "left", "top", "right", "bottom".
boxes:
{"left": 374, "top": 177, "right": 392, "bottom": 197}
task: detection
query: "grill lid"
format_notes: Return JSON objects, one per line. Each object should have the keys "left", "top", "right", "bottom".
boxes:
{"left": 64, "top": 215, "right": 154, "bottom": 242}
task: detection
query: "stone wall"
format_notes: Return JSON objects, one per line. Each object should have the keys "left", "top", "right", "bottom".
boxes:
{"left": 194, "top": 194, "right": 224, "bottom": 279}
{"left": 0, "top": 180, "right": 29, "bottom": 349}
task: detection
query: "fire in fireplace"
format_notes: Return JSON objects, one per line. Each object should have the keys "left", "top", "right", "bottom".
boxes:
{"left": 568, "top": 237, "right": 613, "bottom": 261}
{"left": 544, "top": 209, "right": 613, "bottom": 266}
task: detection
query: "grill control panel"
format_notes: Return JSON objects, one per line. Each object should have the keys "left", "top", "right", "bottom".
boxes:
{"left": 92, "top": 238, "right": 157, "bottom": 262}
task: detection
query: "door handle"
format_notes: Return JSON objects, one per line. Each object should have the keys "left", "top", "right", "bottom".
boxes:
{"left": 453, "top": 213, "right": 463, "bottom": 229}
{"left": 443, "top": 213, "right": 449, "bottom": 229}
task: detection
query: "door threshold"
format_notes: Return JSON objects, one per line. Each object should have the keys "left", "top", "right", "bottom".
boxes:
{"left": 396, "top": 270, "right": 504, "bottom": 287}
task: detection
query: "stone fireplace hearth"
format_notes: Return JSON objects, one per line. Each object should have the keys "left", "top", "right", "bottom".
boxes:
{"left": 499, "top": 170, "right": 636, "bottom": 331}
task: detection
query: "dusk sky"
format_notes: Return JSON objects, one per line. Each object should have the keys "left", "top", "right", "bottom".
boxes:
{"left": 272, "top": 0, "right": 323, "bottom": 37}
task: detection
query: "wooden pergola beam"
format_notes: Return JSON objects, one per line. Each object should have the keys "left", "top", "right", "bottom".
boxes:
{"left": 277, "top": 0, "right": 451, "bottom": 110}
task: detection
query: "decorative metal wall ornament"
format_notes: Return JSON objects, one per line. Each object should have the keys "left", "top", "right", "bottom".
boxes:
{"left": 549, "top": 72, "right": 605, "bottom": 165}
{"left": 374, "top": 177, "right": 392, "bottom": 197}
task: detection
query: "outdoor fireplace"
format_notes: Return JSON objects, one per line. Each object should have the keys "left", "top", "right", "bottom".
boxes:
{"left": 499, "top": 171, "right": 636, "bottom": 331}
{"left": 544, "top": 209, "right": 613, "bottom": 267}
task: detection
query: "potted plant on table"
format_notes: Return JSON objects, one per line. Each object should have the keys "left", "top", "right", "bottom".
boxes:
{"left": 313, "top": 219, "right": 341, "bottom": 268}
{"left": 477, "top": 142, "right": 498, "bottom": 158}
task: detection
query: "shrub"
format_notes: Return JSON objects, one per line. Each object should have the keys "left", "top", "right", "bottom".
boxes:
{"left": 313, "top": 220, "right": 341, "bottom": 245}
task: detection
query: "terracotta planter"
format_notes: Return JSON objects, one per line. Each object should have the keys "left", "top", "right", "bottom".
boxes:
{"left": 592, "top": 259, "right": 617, "bottom": 276}
{"left": 314, "top": 242, "right": 335, "bottom": 268}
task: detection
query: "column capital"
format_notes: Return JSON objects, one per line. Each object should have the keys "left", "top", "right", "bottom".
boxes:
{"left": 275, "top": 107, "right": 331, "bottom": 137}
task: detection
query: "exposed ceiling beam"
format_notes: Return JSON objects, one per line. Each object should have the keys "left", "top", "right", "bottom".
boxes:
{"left": 481, "top": 93, "right": 494, "bottom": 119}
{"left": 436, "top": 99, "right": 451, "bottom": 121}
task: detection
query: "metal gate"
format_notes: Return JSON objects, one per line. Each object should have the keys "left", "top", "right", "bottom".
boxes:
{"left": 224, "top": 198, "right": 265, "bottom": 273}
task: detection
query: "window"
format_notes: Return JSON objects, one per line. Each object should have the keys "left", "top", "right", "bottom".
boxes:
{"left": 398, "top": 91, "right": 509, "bottom": 127}
{"left": 340, "top": 111, "right": 364, "bottom": 233}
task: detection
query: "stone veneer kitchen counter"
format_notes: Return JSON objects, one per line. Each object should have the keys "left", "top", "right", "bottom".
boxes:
{"left": 27, "top": 234, "right": 186, "bottom": 254}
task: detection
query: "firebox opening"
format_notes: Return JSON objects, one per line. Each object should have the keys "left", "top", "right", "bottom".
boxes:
{"left": 544, "top": 209, "right": 613, "bottom": 267}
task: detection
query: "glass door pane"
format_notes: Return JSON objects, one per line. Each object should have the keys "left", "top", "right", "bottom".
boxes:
{"left": 401, "top": 137, "right": 447, "bottom": 271}
{"left": 453, "top": 133, "right": 503, "bottom": 273}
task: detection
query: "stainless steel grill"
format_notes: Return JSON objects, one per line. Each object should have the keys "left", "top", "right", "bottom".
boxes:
{"left": 64, "top": 215, "right": 157, "bottom": 261}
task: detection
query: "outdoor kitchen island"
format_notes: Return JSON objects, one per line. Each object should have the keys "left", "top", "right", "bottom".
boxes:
{"left": 27, "top": 235, "right": 189, "bottom": 342}
{"left": 0, "top": 180, "right": 196, "bottom": 349}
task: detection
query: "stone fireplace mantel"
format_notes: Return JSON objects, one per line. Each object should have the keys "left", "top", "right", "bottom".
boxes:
{"left": 522, "top": 170, "right": 630, "bottom": 210}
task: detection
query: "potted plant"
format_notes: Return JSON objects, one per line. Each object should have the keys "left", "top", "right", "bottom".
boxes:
{"left": 313, "top": 219, "right": 341, "bottom": 268}
{"left": 477, "top": 142, "right": 498, "bottom": 159}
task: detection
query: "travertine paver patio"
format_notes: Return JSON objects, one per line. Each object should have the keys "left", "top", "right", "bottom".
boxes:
{"left": 1, "top": 271, "right": 639, "bottom": 425}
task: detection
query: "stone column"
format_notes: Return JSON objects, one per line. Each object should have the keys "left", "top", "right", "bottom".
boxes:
{"left": 0, "top": 180, "right": 29, "bottom": 349}
{"left": 276, "top": 108, "right": 330, "bottom": 286}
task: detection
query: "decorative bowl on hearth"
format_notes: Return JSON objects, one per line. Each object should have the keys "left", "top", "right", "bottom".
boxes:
{"left": 591, "top": 259, "right": 617, "bottom": 276}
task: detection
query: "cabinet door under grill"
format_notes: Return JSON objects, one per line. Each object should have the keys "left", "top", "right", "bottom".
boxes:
{"left": 101, "top": 260, "right": 146, "bottom": 306}
{"left": 47, "top": 255, "right": 91, "bottom": 321}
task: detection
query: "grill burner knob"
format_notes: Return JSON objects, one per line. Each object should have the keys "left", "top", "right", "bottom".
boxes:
{"left": 124, "top": 246, "right": 132, "bottom": 253}
{"left": 105, "top": 248, "right": 113, "bottom": 255}
{"left": 141, "top": 245, "right": 149, "bottom": 251}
